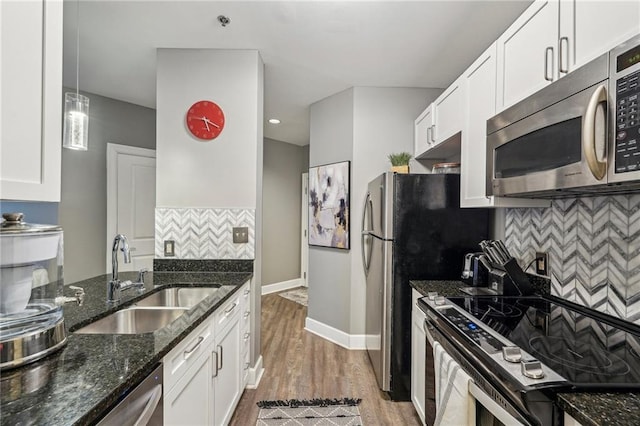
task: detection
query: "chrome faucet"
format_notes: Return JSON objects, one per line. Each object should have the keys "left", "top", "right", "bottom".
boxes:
{"left": 107, "top": 234, "right": 144, "bottom": 303}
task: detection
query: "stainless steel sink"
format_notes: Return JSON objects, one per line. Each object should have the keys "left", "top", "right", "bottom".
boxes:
{"left": 133, "top": 287, "right": 219, "bottom": 308}
{"left": 73, "top": 307, "right": 188, "bottom": 334}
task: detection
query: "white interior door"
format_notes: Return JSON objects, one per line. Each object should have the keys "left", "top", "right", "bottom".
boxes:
{"left": 107, "top": 143, "right": 156, "bottom": 273}
{"left": 301, "top": 173, "right": 309, "bottom": 287}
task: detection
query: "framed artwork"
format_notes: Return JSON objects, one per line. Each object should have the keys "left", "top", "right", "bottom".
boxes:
{"left": 308, "top": 160, "right": 350, "bottom": 250}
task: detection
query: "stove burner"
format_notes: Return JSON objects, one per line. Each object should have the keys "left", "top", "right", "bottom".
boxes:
{"left": 528, "top": 336, "right": 631, "bottom": 376}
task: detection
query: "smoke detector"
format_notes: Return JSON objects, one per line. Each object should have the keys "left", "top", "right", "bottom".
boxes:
{"left": 217, "top": 15, "right": 231, "bottom": 27}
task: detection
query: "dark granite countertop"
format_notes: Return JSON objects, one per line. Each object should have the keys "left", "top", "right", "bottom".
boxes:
{"left": 1, "top": 270, "right": 252, "bottom": 426}
{"left": 409, "top": 279, "right": 640, "bottom": 426}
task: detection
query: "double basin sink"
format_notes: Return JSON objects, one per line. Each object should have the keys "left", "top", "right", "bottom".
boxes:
{"left": 74, "top": 287, "right": 219, "bottom": 334}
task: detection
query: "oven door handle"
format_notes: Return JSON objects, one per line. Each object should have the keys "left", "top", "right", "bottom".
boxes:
{"left": 582, "top": 84, "right": 607, "bottom": 180}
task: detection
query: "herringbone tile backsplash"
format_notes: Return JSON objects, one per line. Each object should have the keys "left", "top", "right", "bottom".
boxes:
{"left": 505, "top": 195, "right": 640, "bottom": 323}
{"left": 155, "top": 208, "right": 255, "bottom": 260}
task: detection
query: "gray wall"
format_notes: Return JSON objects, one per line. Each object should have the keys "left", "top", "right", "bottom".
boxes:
{"left": 262, "top": 138, "right": 309, "bottom": 286}
{"left": 308, "top": 88, "right": 355, "bottom": 332}
{"left": 59, "top": 88, "right": 155, "bottom": 284}
{"left": 308, "top": 87, "right": 441, "bottom": 335}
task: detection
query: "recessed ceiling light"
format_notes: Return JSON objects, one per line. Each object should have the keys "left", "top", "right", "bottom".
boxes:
{"left": 268, "top": 118, "right": 281, "bottom": 124}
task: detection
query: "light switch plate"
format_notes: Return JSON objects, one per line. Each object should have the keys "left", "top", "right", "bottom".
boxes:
{"left": 164, "top": 240, "right": 175, "bottom": 257}
{"left": 233, "top": 227, "right": 249, "bottom": 243}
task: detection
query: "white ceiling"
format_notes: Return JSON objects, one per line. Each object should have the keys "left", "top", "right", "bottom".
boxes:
{"left": 62, "top": 0, "right": 532, "bottom": 146}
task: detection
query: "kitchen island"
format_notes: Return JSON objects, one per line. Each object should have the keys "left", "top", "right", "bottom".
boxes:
{"left": 410, "top": 280, "right": 640, "bottom": 426}
{"left": 1, "top": 263, "right": 252, "bottom": 425}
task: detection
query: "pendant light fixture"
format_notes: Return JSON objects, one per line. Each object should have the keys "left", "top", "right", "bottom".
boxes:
{"left": 63, "top": 0, "right": 89, "bottom": 151}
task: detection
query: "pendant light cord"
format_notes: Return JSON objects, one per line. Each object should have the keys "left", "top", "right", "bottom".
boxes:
{"left": 75, "top": 0, "right": 80, "bottom": 96}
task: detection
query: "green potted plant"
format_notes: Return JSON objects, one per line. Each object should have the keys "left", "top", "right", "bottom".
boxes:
{"left": 388, "top": 152, "right": 412, "bottom": 174}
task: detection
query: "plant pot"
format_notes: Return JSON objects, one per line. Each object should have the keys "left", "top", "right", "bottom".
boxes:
{"left": 391, "top": 165, "right": 409, "bottom": 174}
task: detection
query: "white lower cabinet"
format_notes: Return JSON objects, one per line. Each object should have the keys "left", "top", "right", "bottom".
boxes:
{"left": 165, "top": 349, "right": 213, "bottom": 425}
{"left": 164, "top": 282, "right": 250, "bottom": 425}
{"left": 411, "top": 289, "right": 426, "bottom": 425}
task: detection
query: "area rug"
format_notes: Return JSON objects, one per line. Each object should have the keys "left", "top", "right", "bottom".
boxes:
{"left": 278, "top": 287, "right": 308, "bottom": 307}
{"left": 256, "top": 398, "right": 362, "bottom": 425}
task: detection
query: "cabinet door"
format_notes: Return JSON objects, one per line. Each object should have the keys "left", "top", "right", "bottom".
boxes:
{"left": 0, "top": 0, "right": 62, "bottom": 201}
{"left": 165, "top": 351, "right": 213, "bottom": 426}
{"left": 560, "top": 0, "right": 640, "bottom": 75}
{"left": 461, "top": 44, "right": 498, "bottom": 208}
{"left": 213, "top": 315, "right": 241, "bottom": 426}
{"left": 496, "top": 0, "right": 560, "bottom": 111}
{"left": 461, "top": 44, "right": 550, "bottom": 209}
{"left": 411, "top": 290, "right": 426, "bottom": 424}
{"left": 433, "top": 76, "right": 463, "bottom": 144}
{"left": 414, "top": 105, "right": 434, "bottom": 159}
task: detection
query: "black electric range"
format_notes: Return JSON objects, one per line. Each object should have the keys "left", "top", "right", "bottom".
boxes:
{"left": 418, "top": 293, "right": 640, "bottom": 425}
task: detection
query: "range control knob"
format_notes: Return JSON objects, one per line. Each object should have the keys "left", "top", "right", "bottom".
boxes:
{"left": 502, "top": 346, "right": 522, "bottom": 363}
{"left": 434, "top": 296, "right": 446, "bottom": 306}
{"left": 521, "top": 360, "right": 545, "bottom": 379}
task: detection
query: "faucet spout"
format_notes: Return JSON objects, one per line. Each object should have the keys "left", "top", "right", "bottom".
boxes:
{"left": 108, "top": 234, "right": 132, "bottom": 303}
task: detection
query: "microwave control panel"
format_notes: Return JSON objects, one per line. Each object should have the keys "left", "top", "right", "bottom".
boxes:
{"left": 615, "top": 69, "right": 639, "bottom": 173}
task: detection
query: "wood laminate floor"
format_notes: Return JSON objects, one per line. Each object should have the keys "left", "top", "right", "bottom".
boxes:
{"left": 229, "top": 293, "right": 421, "bottom": 425}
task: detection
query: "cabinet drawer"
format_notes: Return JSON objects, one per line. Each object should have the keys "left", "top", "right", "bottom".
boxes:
{"left": 215, "top": 294, "right": 241, "bottom": 334}
{"left": 163, "top": 318, "right": 213, "bottom": 394}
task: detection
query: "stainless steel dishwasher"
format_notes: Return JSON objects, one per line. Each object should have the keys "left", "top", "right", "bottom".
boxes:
{"left": 97, "top": 364, "right": 163, "bottom": 426}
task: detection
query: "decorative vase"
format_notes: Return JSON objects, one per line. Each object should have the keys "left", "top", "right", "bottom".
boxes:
{"left": 391, "top": 165, "right": 409, "bottom": 174}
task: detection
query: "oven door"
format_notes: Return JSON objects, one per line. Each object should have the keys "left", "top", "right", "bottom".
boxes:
{"left": 425, "top": 319, "right": 529, "bottom": 426}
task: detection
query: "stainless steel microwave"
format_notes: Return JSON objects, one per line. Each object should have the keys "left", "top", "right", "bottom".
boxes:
{"left": 487, "top": 33, "right": 640, "bottom": 198}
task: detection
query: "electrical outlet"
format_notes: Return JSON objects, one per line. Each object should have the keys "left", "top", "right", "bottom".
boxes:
{"left": 164, "top": 240, "right": 176, "bottom": 257}
{"left": 535, "top": 251, "right": 548, "bottom": 276}
{"left": 233, "top": 227, "right": 249, "bottom": 244}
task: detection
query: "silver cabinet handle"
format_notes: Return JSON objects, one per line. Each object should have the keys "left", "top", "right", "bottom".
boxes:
{"left": 133, "top": 384, "right": 162, "bottom": 426}
{"left": 426, "top": 126, "right": 431, "bottom": 146}
{"left": 217, "top": 344, "right": 223, "bottom": 370}
{"left": 224, "top": 302, "right": 237, "bottom": 316}
{"left": 544, "top": 46, "right": 555, "bottom": 81}
{"left": 430, "top": 124, "right": 436, "bottom": 143}
{"left": 212, "top": 350, "right": 219, "bottom": 378}
{"left": 559, "top": 36, "right": 569, "bottom": 74}
{"left": 582, "top": 84, "right": 608, "bottom": 180}
{"left": 184, "top": 336, "right": 204, "bottom": 359}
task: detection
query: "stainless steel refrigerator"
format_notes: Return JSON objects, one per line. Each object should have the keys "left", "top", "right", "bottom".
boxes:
{"left": 361, "top": 172, "right": 489, "bottom": 400}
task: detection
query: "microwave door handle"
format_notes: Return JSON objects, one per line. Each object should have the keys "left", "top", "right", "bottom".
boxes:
{"left": 582, "top": 84, "right": 608, "bottom": 180}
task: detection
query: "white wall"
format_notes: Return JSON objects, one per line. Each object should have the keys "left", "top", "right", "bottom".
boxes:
{"left": 308, "top": 86, "right": 441, "bottom": 337}
{"left": 156, "top": 49, "right": 260, "bottom": 208}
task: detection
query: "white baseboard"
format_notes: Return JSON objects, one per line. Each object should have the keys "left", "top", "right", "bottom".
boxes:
{"left": 304, "top": 317, "right": 366, "bottom": 350}
{"left": 261, "top": 278, "right": 303, "bottom": 295}
{"left": 245, "top": 355, "right": 264, "bottom": 389}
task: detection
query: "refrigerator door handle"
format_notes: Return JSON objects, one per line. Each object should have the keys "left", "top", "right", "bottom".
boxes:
{"left": 361, "top": 192, "right": 374, "bottom": 275}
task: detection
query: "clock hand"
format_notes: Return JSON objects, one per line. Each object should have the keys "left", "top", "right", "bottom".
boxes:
{"left": 203, "top": 117, "right": 221, "bottom": 129}
{"left": 200, "top": 117, "right": 210, "bottom": 131}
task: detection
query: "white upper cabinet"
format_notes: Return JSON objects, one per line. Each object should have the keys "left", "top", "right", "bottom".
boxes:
{"left": 496, "top": 0, "right": 560, "bottom": 111}
{"left": 461, "top": 43, "right": 549, "bottom": 208}
{"left": 0, "top": 0, "right": 63, "bottom": 202}
{"left": 497, "top": 0, "right": 640, "bottom": 111}
{"left": 560, "top": 0, "right": 640, "bottom": 75}
{"left": 414, "top": 104, "right": 434, "bottom": 158}
{"left": 432, "top": 76, "right": 464, "bottom": 145}
{"left": 415, "top": 76, "right": 464, "bottom": 160}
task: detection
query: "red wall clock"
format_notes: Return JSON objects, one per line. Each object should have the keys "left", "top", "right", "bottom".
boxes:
{"left": 186, "top": 100, "right": 225, "bottom": 140}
